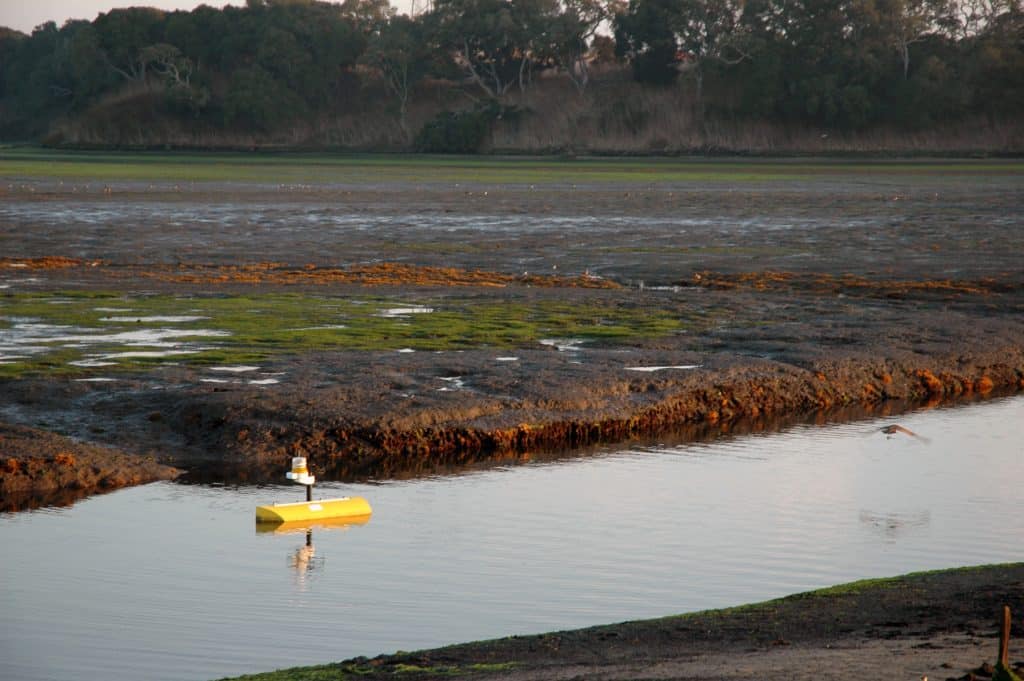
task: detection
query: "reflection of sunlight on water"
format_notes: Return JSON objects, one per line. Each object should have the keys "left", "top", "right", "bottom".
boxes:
{"left": 288, "top": 531, "right": 325, "bottom": 592}
{"left": 539, "top": 338, "right": 585, "bottom": 352}
{"left": 625, "top": 364, "right": 700, "bottom": 372}
{"left": 436, "top": 376, "right": 465, "bottom": 392}
{"left": 258, "top": 518, "right": 371, "bottom": 593}
{"left": 1, "top": 322, "right": 228, "bottom": 345}
{"left": 377, "top": 305, "right": 434, "bottom": 318}
{"left": 0, "top": 319, "right": 230, "bottom": 368}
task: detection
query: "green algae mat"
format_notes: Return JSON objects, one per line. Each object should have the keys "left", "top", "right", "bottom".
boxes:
{"left": 0, "top": 291, "right": 695, "bottom": 377}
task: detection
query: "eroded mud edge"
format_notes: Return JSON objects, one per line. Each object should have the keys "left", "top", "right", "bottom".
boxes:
{"left": 177, "top": 347, "right": 1024, "bottom": 481}
{"left": 2, "top": 343, "right": 1022, "bottom": 511}
{"left": 3, "top": 255, "right": 1023, "bottom": 510}
{"left": 0, "top": 421, "right": 181, "bottom": 512}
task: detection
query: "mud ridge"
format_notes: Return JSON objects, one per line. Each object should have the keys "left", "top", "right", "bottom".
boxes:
{"left": 1, "top": 257, "right": 619, "bottom": 289}
{"left": 0, "top": 421, "right": 181, "bottom": 512}
{"left": 178, "top": 348, "right": 1024, "bottom": 483}
{"left": 684, "top": 270, "right": 1022, "bottom": 297}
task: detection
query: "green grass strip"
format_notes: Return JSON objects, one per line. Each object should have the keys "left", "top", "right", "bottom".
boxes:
{"left": 2, "top": 148, "right": 1021, "bottom": 185}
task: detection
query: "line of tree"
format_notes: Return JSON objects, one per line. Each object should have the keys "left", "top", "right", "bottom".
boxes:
{"left": 0, "top": 0, "right": 1021, "bottom": 144}
{"left": 616, "top": 0, "right": 1024, "bottom": 128}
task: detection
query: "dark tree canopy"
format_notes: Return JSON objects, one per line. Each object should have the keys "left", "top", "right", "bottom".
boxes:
{"left": 615, "top": 0, "right": 1023, "bottom": 128}
{"left": 0, "top": 0, "right": 1021, "bottom": 141}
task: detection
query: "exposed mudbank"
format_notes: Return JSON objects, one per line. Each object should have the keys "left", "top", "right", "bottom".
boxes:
{"left": 2, "top": 258, "right": 1022, "bottom": 506}
{"left": 2, "top": 332, "right": 1020, "bottom": 503}
{"left": 252, "top": 563, "right": 1024, "bottom": 681}
{"left": 166, "top": 345, "right": 1023, "bottom": 483}
{"left": 0, "top": 258, "right": 619, "bottom": 289}
{"left": 0, "top": 421, "right": 180, "bottom": 512}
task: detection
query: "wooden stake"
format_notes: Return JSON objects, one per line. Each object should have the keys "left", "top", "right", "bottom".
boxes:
{"left": 999, "top": 605, "right": 1011, "bottom": 668}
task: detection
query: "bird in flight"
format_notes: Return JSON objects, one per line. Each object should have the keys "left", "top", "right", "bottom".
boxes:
{"left": 881, "top": 424, "right": 931, "bottom": 443}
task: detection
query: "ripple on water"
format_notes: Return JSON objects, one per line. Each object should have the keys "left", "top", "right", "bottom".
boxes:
{"left": 0, "top": 396, "right": 1022, "bottom": 681}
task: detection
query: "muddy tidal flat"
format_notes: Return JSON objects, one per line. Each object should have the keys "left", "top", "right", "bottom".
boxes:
{"left": 1, "top": 152, "right": 1023, "bottom": 507}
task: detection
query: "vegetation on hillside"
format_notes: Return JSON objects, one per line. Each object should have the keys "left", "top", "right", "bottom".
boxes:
{"left": 0, "top": 0, "right": 1021, "bottom": 151}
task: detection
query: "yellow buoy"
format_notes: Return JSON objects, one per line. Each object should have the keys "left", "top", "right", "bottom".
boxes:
{"left": 255, "top": 496, "right": 373, "bottom": 524}
{"left": 256, "top": 455, "right": 372, "bottom": 524}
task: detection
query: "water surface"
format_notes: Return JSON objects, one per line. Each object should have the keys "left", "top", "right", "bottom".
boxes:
{"left": 2, "top": 396, "right": 1023, "bottom": 681}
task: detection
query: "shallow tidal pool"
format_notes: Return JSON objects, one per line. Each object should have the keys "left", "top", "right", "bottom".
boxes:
{"left": 2, "top": 395, "right": 1023, "bottom": 681}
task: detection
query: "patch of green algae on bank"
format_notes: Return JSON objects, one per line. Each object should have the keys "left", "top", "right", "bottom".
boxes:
{"left": 661, "top": 562, "right": 1022, "bottom": 622}
{"left": 0, "top": 291, "right": 695, "bottom": 377}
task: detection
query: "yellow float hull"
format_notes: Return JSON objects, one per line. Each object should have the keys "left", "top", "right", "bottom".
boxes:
{"left": 255, "top": 514, "right": 371, "bottom": 534}
{"left": 255, "top": 496, "right": 372, "bottom": 524}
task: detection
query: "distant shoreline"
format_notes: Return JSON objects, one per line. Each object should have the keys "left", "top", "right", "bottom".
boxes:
{"left": 17, "top": 141, "right": 1024, "bottom": 158}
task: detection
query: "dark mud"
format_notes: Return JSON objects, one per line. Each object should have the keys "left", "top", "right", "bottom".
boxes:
{"left": 0, "top": 421, "right": 180, "bottom": 512}
{"left": 1, "top": 165, "right": 1022, "bottom": 508}
{"left": 3, "top": 169, "right": 1023, "bottom": 283}
{"left": 166, "top": 337, "right": 1021, "bottom": 482}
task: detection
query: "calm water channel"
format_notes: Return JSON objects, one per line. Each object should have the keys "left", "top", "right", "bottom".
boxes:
{"left": 2, "top": 395, "right": 1023, "bottom": 681}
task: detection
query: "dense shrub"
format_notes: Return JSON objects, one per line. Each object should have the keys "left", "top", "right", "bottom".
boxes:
{"left": 414, "top": 106, "right": 498, "bottom": 153}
